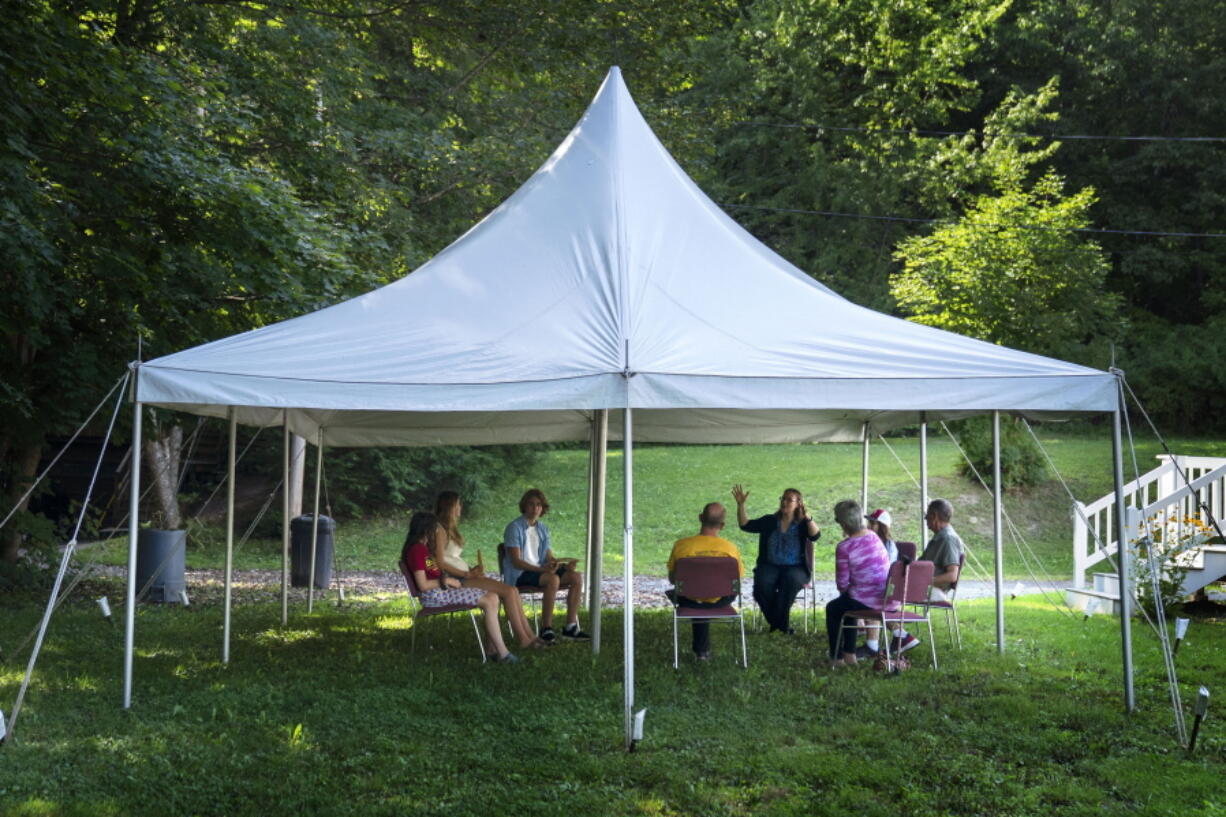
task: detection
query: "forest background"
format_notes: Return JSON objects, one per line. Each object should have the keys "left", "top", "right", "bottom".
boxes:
{"left": 2, "top": 0, "right": 1223, "bottom": 574}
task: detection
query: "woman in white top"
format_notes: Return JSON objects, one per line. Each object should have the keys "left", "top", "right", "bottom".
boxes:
{"left": 432, "top": 491, "right": 547, "bottom": 650}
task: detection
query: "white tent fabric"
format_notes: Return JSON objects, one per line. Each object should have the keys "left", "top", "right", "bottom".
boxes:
{"left": 137, "top": 67, "right": 1116, "bottom": 440}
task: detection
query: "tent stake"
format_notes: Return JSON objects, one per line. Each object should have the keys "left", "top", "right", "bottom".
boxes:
{"left": 223, "top": 408, "right": 236, "bottom": 664}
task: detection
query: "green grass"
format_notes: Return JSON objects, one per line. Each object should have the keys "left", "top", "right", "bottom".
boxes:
{"left": 1, "top": 582, "right": 1223, "bottom": 816}
{"left": 83, "top": 430, "right": 1226, "bottom": 582}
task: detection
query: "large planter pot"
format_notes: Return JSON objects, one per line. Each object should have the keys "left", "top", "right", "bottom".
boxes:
{"left": 136, "top": 528, "right": 187, "bottom": 604}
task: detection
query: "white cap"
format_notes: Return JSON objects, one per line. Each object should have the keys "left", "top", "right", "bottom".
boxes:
{"left": 866, "top": 508, "right": 892, "bottom": 527}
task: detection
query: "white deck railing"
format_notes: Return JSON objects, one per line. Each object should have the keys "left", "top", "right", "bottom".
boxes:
{"left": 1073, "top": 456, "right": 1226, "bottom": 589}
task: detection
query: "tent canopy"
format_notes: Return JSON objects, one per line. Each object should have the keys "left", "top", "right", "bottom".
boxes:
{"left": 137, "top": 67, "right": 1117, "bottom": 445}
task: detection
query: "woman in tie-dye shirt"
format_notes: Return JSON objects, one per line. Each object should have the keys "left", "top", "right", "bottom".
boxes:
{"left": 825, "top": 499, "right": 889, "bottom": 666}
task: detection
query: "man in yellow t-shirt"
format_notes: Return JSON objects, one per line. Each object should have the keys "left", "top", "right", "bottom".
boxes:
{"left": 667, "top": 502, "right": 745, "bottom": 661}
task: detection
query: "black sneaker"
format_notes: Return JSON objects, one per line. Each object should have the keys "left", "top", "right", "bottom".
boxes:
{"left": 854, "top": 644, "right": 876, "bottom": 661}
{"left": 562, "top": 623, "right": 591, "bottom": 640}
{"left": 539, "top": 627, "right": 557, "bottom": 643}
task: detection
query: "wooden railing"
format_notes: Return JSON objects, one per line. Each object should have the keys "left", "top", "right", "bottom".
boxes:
{"left": 1073, "top": 456, "right": 1226, "bottom": 589}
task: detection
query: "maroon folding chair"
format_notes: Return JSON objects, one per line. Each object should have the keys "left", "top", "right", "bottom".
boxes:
{"left": 907, "top": 552, "right": 964, "bottom": 649}
{"left": 896, "top": 541, "right": 917, "bottom": 563}
{"left": 839, "top": 559, "right": 938, "bottom": 670}
{"left": 669, "top": 556, "right": 748, "bottom": 669}
{"left": 398, "top": 558, "right": 487, "bottom": 663}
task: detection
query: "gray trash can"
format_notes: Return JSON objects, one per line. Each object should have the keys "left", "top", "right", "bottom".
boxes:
{"left": 291, "top": 514, "right": 334, "bottom": 589}
{"left": 136, "top": 528, "right": 187, "bottom": 603}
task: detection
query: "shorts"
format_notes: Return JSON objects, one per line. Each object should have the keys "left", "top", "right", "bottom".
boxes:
{"left": 421, "top": 586, "right": 486, "bottom": 608}
{"left": 515, "top": 566, "right": 568, "bottom": 588}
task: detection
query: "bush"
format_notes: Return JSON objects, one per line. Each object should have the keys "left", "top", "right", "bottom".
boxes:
{"left": 948, "top": 416, "right": 1048, "bottom": 490}
{"left": 306, "top": 445, "right": 544, "bottom": 520}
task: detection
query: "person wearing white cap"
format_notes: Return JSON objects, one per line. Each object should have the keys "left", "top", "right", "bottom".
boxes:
{"left": 855, "top": 508, "right": 908, "bottom": 658}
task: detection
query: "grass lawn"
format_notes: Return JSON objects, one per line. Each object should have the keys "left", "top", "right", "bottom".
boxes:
{"left": 1, "top": 581, "right": 1223, "bottom": 816}
{"left": 82, "top": 429, "right": 1226, "bottom": 585}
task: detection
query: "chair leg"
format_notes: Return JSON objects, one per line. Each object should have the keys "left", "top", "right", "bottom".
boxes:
{"left": 927, "top": 618, "right": 938, "bottom": 670}
{"left": 739, "top": 616, "right": 748, "bottom": 668}
{"left": 951, "top": 606, "right": 962, "bottom": 650}
{"left": 411, "top": 615, "right": 418, "bottom": 658}
{"left": 673, "top": 613, "right": 679, "bottom": 669}
{"left": 470, "top": 610, "right": 487, "bottom": 664}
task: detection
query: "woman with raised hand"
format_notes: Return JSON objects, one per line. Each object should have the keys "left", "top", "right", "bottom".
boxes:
{"left": 432, "top": 491, "right": 548, "bottom": 650}
{"left": 731, "top": 484, "right": 820, "bottom": 634}
{"left": 402, "top": 511, "right": 519, "bottom": 663}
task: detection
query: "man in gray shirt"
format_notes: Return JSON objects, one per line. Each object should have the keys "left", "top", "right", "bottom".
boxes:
{"left": 921, "top": 498, "right": 964, "bottom": 598}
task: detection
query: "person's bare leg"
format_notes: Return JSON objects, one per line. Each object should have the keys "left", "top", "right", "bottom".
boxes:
{"left": 540, "top": 572, "right": 560, "bottom": 629}
{"left": 477, "top": 593, "right": 511, "bottom": 659}
{"left": 464, "top": 576, "right": 537, "bottom": 647}
{"left": 562, "top": 570, "right": 583, "bottom": 626}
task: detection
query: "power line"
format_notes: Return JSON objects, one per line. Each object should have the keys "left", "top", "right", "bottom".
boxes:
{"left": 735, "top": 120, "right": 1226, "bottom": 143}
{"left": 721, "top": 202, "right": 1226, "bottom": 240}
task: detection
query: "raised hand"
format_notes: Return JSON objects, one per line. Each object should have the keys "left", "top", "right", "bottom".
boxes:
{"left": 731, "top": 484, "right": 749, "bottom": 505}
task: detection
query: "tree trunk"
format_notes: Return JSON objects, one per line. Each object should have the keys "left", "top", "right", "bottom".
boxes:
{"left": 1, "top": 442, "right": 44, "bottom": 563}
{"left": 143, "top": 424, "right": 183, "bottom": 530}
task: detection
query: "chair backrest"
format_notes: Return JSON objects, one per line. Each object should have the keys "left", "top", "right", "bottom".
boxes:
{"left": 902, "top": 560, "right": 935, "bottom": 604}
{"left": 673, "top": 557, "right": 740, "bottom": 600}
{"left": 896, "top": 541, "right": 917, "bottom": 563}
{"left": 881, "top": 559, "right": 908, "bottom": 607}
{"left": 398, "top": 557, "right": 422, "bottom": 598}
{"left": 804, "top": 537, "right": 815, "bottom": 574}
{"left": 496, "top": 543, "right": 508, "bottom": 578}
{"left": 949, "top": 552, "right": 966, "bottom": 590}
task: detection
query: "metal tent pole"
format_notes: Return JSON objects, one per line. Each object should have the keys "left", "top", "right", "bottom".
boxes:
{"left": 281, "top": 412, "right": 290, "bottom": 626}
{"left": 919, "top": 414, "right": 928, "bottom": 545}
{"left": 584, "top": 419, "right": 597, "bottom": 612}
{"left": 1112, "top": 394, "right": 1136, "bottom": 712}
{"left": 590, "top": 409, "right": 608, "bottom": 654}
{"left": 123, "top": 394, "right": 142, "bottom": 708}
{"left": 223, "top": 408, "right": 236, "bottom": 664}
{"left": 861, "top": 422, "right": 870, "bottom": 512}
{"left": 623, "top": 405, "right": 635, "bottom": 750}
{"left": 992, "top": 411, "right": 1004, "bottom": 654}
{"left": 308, "top": 429, "right": 324, "bottom": 613}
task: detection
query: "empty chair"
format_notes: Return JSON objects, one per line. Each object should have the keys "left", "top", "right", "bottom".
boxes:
{"left": 669, "top": 556, "right": 748, "bottom": 669}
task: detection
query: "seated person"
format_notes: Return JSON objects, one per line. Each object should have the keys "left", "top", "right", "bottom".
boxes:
{"left": 502, "top": 488, "right": 590, "bottom": 642}
{"left": 825, "top": 499, "right": 889, "bottom": 667}
{"left": 432, "top": 491, "right": 548, "bottom": 650}
{"left": 731, "top": 484, "right": 820, "bottom": 634}
{"left": 857, "top": 508, "right": 900, "bottom": 658}
{"left": 891, "top": 498, "right": 964, "bottom": 652}
{"left": 666, "top": 502, "right": 745, "bottom": 661}
{"left": 402, "top": 511, "right": 518, "bottom": 663}
{"left": 921, "top": 498, "right": 964, "bottom": 599}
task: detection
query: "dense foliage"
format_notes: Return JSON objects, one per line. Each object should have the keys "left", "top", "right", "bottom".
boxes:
{"left": 3, "top": 0, "right": 1223, "bottom": 570}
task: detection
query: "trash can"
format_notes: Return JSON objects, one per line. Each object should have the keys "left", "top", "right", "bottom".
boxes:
{"left": 291, "top": 514, "right": 334, "bottom": 589}
{"left": 136, "top": 528, "right": 187, "bottom": 603}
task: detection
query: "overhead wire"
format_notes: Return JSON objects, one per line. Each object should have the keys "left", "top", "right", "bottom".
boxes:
{"left": 733, "top": 119, "right": 1226, "bottom": 143}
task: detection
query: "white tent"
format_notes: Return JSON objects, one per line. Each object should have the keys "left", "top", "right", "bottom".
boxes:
{"left": 127, "top": 67, "right": 1134, "bottom": 745}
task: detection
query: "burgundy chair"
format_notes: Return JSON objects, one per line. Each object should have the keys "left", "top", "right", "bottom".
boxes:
{"left": 896, "top": 541, "right": 917, "bottom": 563}
{"left": 907, "top": 552, "right": 964, "bottom": 649}
{"left": 839, "top": 559, "right": 938, "bottom": 670}
{"left": 669, "top": 557, "right": 748, "bottom": 669}
{"left": 398, "top": 558, "right": 487, "bottom": 663}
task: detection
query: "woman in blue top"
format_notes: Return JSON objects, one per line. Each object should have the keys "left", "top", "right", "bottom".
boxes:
{"left": 732, "top": 484, "right": 821, "bottom": 634}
